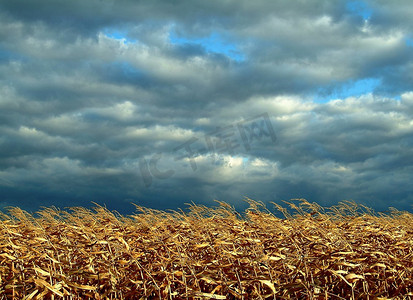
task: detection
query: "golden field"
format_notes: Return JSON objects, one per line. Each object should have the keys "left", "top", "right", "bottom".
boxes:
{"left": 0, "top": 199, "right": 412, "bottom": 299}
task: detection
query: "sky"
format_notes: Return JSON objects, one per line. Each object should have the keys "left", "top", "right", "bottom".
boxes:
{"left": 1, "top": 0, "right": 413, "bottom": 214}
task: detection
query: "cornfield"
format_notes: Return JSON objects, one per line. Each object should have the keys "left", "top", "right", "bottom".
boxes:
{"left": 0, "top": 199, "right": 412, "bottom": 299}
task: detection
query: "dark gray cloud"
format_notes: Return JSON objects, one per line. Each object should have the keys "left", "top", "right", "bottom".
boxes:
{"left": 0, "top": 1, "right": 412, "bottom": 214}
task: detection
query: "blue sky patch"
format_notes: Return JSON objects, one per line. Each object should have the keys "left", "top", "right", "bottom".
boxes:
{"left": 102, "top": 28, "right": 137, "bottom": 45}
{"left": 169, "top": 31, "right": 245, "bottom": 62}
{"left": 0, "top": 48, "right": 25, "bottom": 63}
{"left": 316, "top": 78, "right": 381, "bottom": 102}
{"left": 346, "top": 0, "right": 373, "bottom": 20}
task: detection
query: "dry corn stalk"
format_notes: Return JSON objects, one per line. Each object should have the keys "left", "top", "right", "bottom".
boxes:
{"left": 0, "top": 199, "right": 411, "bottom": 299}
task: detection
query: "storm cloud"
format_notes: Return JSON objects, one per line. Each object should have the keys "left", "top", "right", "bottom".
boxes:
{"left": 0, "top": 0, "right": 412, "bottom": 214}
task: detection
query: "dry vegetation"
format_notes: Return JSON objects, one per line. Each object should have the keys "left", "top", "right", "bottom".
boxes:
{"left": 0, "top": 199, "right": 412, "bottom": 299}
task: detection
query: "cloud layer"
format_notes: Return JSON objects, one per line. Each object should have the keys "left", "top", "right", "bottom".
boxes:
{"left": 1, "top": 0, "right": 412, "bottom": 213}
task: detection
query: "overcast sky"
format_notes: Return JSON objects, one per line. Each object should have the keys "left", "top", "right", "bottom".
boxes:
{"left": 1, "top": 0, "right": 412, "bottom": 214}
